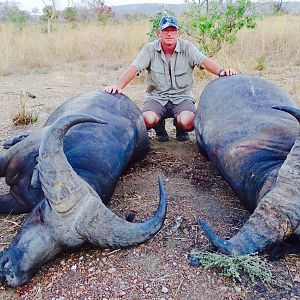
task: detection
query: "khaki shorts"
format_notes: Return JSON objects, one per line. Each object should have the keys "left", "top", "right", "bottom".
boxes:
{"left": 142, "top": 100, "right": 196, "bottom": 119}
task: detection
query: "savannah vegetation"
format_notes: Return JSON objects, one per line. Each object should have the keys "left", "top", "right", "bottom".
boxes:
{"left": 1, "top": 0, "right": 299, "bottom": 125}
{"left": 0, "top": 0, "right": 299, "bottom": 80}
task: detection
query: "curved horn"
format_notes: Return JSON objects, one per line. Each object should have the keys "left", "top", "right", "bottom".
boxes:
{"left": 200, "top": 184, "right": 299, "bottom": 255}
{"left": 38, "top": 114, "right": 167, "bottom": 248}
{"left": 200, "top": 105, "right": 300, "bottom": 255}
{"left": 79, "top": 175, "right": 167, "bottom": 248}
{"left": 272, "top": 105, "right": 300, "bottom": 121}
{"left": 38, "top": 113, "right": 106, "bottom": 212}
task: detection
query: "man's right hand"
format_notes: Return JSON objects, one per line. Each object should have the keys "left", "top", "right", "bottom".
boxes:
{"left": 104, "top": 85, "right": 123, "bottom": 94}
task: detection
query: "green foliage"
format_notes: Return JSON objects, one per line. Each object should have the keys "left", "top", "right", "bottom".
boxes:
{"left": 31, "top": 114, "right": 39, "bottom": 124}
{"left": 10, "top": 11, "right": 29, "bottom": 30}
{"left": 63, "top": 7, "right": 77, "bottom": 23}
{"left": 190, "top": 250, "right": 273, "bottom": 283}
{"left": 40, "top": 19, "right": 57, "bottom": 33}
{"left": 147, "top": 6, "right": 175, "bottom": 41}
{"left": 98, "top": 12, "right": 110, "bottom": 25}
{"left": 184, "top": 0, "right": 260, "bottom": 56}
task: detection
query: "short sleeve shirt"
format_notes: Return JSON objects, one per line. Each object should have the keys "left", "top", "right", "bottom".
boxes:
{"left": 132, "top": 38, "right": 206, "bottom": 105}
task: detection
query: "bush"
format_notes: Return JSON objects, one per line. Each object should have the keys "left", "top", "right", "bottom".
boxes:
{"left": 10, "top": 11, "right": 29, "bottom": 30}
{"left": 13, "top": 91, "right": 38, "bottom": 126}
{"left": 189, "top": 250, "right": 273, "bottom": 283}
{"left": 184, "top": 0, "right": 260, "bottom": 56}
{"left": 63, "top": 7, "right": 77, "bottom": 23}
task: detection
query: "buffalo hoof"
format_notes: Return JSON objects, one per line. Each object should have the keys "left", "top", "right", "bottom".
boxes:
{"left": 2, "top": 134, "right": 29, "bottom": 149}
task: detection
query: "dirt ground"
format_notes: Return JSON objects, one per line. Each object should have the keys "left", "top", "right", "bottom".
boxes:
{"left": 0, "top": 65, "right": 300, "bottom": 300}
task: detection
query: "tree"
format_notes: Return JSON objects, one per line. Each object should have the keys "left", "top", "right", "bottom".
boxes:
{"left": 184, "top": 0, "right": 260, "bottom": 56}
{"left": 63, "top": 6, "right": 77, "bottom": 23}
{"left": 147, "top": 6, "right": 175, "bottom": 41}
{"left": 41, "top": 0, "right": 58, "bottom": 33}
{"left": 81, "top": 0, "right": 114, "bottom": 24}
{"left": 0, "top": 1, "right": 21, "bottom": 21}
{"left": 10, "top": 10, "right": 29, "bottom": 30}
{"left": 272, "top": 0, "right": 288, "bottom": 14}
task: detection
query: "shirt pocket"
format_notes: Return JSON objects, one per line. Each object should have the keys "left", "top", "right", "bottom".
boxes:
{"left": 150, "top": 64, "right": 168, "bottom": 88}
{"left": 174, "top": 66, "right": 190, "bottom": 89}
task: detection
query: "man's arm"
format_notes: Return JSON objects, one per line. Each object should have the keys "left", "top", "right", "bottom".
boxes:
{"left": 105, "top": 65, "right": 138, "bottom": 94}
{"left": 201, "top": 57, "right": 237, "bottom": 77}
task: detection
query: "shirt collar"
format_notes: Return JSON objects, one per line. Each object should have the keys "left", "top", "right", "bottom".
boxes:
{"left": 154, "top": 38, "right": 182, "bottom": 53}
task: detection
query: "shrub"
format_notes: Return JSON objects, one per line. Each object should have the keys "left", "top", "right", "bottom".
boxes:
{"left": 63, "top": 7, "right": 77, "bottom": 23}
{"left": 184, "top": 0, "right": 260, "bottom": 56}
{"left": 189, "top": 250, "right": 273, "bottom": 283}
{"left": 13, "top": 91, "right": 38, "bottom": 126}
{"left": 10, "top": 11, "right": 29, "bottom": 30}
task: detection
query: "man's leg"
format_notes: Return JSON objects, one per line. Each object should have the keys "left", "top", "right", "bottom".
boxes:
{"left": 176, "top": 111, "right": 195, "bottom": 131}
{"left": 142, "top": 100, "right": 169, "bottom": 142}
{"left": 142, "top": 111, "right": 160, "bottom": 129}
{"left": 173, "top": 101, "right": 196, "bottom": 141}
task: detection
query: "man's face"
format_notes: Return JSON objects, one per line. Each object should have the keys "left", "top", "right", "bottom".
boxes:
{"left": 158, "top": 26, "right": 180, "bottom": 47}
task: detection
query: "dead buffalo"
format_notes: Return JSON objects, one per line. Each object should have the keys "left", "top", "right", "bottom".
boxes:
{"left": 0, "top": 92, "right": 167, "bottom": 287}
{"left": 195, "top": 74, "right": 300, "bottom": 259}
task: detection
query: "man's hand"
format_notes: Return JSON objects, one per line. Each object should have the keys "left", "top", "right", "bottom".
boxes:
{"left": 104, "top": 85, "right": 123, "bottom": 94}
{"left": 201, "top": 58, "right": 237, "bottom": 78}
{"left": 104, "top": 65, "right": 138, "bottom": 94}
{"left": 219, "top": 68, "right": 237, "bottom": 77}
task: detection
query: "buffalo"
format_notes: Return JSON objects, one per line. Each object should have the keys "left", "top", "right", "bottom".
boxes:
{"left": 195, "top": 74, "right": 300, "bottom": 259}
{"left": 0, "top": 91, "right": 166, "bottom": 287}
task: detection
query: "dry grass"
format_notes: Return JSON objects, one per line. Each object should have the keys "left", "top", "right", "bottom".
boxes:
{"left": 0, "top": 214, "right": 24, "bottom": 251}
{"left": 12, "top": 90, "right": 38, "bottom": 125}
{"left": 214, "top": 15, "right": 300, "bottom": 73}
{"left": 0, "top": 16, "right": 299, "bottom": 75}
{"left": 0, "top": 20, "right": 149, "bottom": 73}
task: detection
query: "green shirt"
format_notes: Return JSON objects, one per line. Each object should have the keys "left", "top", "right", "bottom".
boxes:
{"left": 132, "top": 38, "right": 206, "bottom": 105}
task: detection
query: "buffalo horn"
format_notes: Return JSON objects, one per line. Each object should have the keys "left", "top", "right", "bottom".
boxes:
{"left": 38, "top": 113, "right": 167, "bottom": 248}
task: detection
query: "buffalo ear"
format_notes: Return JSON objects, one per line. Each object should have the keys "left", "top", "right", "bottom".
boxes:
{"left": 0, "top": 193, "right": 29, "bottom": 214}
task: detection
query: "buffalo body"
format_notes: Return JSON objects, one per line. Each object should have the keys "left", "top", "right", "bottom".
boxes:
{"left": 195, "top": 74, "right": 300, "bottom": 258}
{"left": 0, "top": 92, "right": 166, "bottom": 286}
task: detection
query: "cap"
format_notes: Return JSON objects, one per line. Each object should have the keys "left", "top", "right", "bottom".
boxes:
{"left": 159, "top": 16, "right": 180, "bottom": 30}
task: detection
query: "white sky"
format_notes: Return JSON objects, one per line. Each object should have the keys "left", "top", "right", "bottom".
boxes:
{"left": 5, "top": 0, "right": 185, "bottom": 12}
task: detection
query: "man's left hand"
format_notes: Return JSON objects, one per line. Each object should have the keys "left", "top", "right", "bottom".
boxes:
{"left": 219, "top": 68, "right": 237, "bottom": 77}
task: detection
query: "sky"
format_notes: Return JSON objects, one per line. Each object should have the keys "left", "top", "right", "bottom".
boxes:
{"left": 6, "top": 0, "right": 185, "bottom": 13}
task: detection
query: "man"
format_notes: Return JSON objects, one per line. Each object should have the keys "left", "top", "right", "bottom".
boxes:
{"left": 105, "top": 15, "right": 236, "bottom": 142}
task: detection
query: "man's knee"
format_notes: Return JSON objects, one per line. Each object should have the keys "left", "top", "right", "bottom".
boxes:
{"left": 176, "top": 111, "right": 195, "bottom": 131}
{"left": 143, "top": 111, "right": 160, "bottom": 129}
